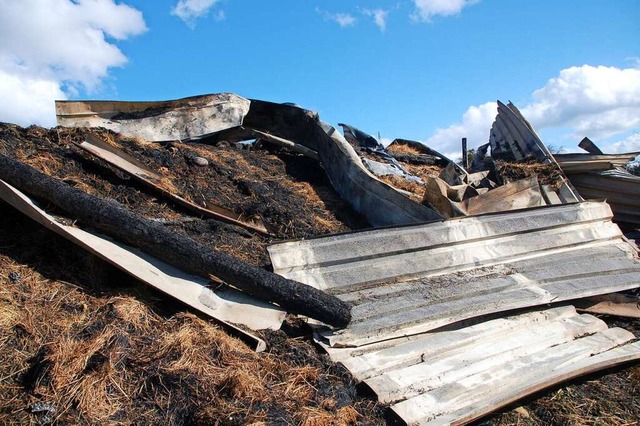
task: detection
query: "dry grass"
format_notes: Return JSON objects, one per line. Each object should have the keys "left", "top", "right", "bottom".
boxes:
{"left": 0, "top": 198, "right": 381, "bottom": 425}
{"left": 387, "top": 142, "right": 424, "bottom": 156}
{"left": 378, "top": 175, "right": 424, "bottom": 201}
{"left": 497, "top": 161, "right": 565, "bottom": 189}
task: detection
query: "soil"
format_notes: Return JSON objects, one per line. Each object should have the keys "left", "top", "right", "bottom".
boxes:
{"left": 0, "top": 123, "right": 639, "bottom": 425}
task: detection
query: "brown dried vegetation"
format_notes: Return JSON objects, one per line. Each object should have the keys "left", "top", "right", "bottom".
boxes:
{"left": 0, "top": 201, "right": 383, "bottom": 425}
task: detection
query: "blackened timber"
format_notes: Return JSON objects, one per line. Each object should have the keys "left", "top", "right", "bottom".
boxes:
{"left": 0, "top": 153, "right": 351, "bottom": 327}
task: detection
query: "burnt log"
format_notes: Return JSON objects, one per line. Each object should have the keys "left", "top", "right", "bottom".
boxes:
{"left": 0, "top": 153, "right": 351, "bottom": 327}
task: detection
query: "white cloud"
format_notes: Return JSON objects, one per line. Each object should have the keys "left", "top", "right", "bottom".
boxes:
{"left": 424, "top": 64, "right": 640, "bottom": 157}
{"left": 317, "top": 8, "right": 356, "bottom": 28}
{"left": 602, "top": 132, "right": 640, "bottom": 154}
{"left": 522, "top": 65, "right": 640, "bottom": 140}
{"left": 172, "top": 0, "right": 224, "bottom": 27}
{"left": 424, "top": 102, "right": 498, "bottom": 159}
{"left": 412, "top": 0, "right": 479, "bottom": 22}
{"left": 362, "top": 8, "right": 389, "bottom": 32}
{"left": 0, "top": 0, "right": 146, "bottom": 127}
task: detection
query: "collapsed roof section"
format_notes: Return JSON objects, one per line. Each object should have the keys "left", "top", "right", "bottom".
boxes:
{"left": 269, "top": 201, "right": 639, "bottom": 346}
{"left": 554, "top": 138, "right": 640, "bottom": 226}
{"left": 269, "top": 201, "right": 640, "bottom": 424}
{"left": 485, "top": 101, "right": 640, "bottom": 227}
{"left": 57, "top": 95, "right": 442, "bottom": 228}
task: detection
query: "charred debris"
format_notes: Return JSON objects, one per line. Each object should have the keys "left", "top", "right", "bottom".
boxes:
{"left": 0, "top": 93, "right": 639, "bottom": 425}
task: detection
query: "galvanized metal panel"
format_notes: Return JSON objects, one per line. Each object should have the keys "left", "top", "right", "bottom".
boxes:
{"left": 56, "top": 93, "right": 251, "bottom": 142}
{"left": 315, "top": 306, "right": 640, "bottom": 425}
{"left": 269, "top": 201, "right": 640, "bottom": 347}
{"left": 390, "top": 328, "right": 638, "bottom": 425}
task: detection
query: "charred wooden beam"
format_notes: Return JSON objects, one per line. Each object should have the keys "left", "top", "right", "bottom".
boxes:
{"left": 0, "top": 153, "right": 351, "bottom": 327}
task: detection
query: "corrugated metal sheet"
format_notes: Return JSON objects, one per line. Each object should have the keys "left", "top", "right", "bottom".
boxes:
{"left": 269, "top": 202, "right": 640, "bottom": 424}
{"left": 57, "top": 94, "right": 442, "bottom": 228}
{"left": 489, "top": 101, "right": 553, "bottom": 163}
{"left": 313, "top": 306, "right": 640, "bottom": 425}
{"left": 269, "top": 201, "right": 640, "bottom": 347}
{"left": 554, "top": 155, "right": 640, "bottom": 226}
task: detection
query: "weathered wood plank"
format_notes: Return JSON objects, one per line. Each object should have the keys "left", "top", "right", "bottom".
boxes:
{"left": 464, "top": 176, "right": 543, "bottom": 215}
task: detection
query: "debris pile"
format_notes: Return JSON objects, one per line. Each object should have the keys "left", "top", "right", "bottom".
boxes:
{"left": 0, "top": 92, "right": 638, "bottom": 425}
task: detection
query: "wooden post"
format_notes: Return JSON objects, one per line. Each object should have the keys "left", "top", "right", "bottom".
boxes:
{"left": 462, "top": 138, "right": 469, "bottom": 169}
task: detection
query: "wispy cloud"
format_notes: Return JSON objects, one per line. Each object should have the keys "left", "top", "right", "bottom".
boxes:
{"left": 412, "top": 0, "right": 479, "bottom": 23}
{"left": 172, "top": 0, "right": 224, "bottom": 27}
{"left": 362, "top": 8, "right": 390, "bottom": 32}
{"left": 316, "top": 8, "right": 356, "bottom": 28}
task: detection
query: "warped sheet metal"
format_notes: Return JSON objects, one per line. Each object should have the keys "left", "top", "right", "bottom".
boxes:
{"left": 57, "top": 94, "right": 442, "bottom": 227}
{"left": 243, "top": 100, "right": 442, "bottom": 227}
{"left": 489, "top": 101, "right": 553, "bottom": 163}
{"left": 315, "top": 306, "right": 640, "bottom": 425}
{"left": 554, "top": 150, "right": 640, "bottom": 225}
{"left": 554, "top": 152, "right": 640, "bottom": 172}
{"left": 570, "top": 169, "right": 640, "bottom": 226}
{"left": 269, "top": 201, "right": 640, "bottom": 347}
{"left": 0, "top": 179, "right": 286, "bottom": 352}
{"left": 56, "top": 93, "right": 250, "bottom": 142}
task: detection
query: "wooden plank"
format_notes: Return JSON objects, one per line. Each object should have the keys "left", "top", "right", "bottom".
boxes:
{"left": 541, "top": 185, "right": 562, "bottom": 205}
{"left": 78, "top": 134, "right": 271, "bottom": 236}
{"left": 390, "top": 328, "right": 636, "bottom": 425}
{"left": 0, "top": 179, "right": 286, "bottom": 351}
{"left": 366, "top": 314, "right": 607, "bottom": 403}
{"left": 578, "top": 136, "right": 604, "bottom": 154}
{"left": 557, "top": 160, "right": 615, "bottom": 173}
{"left": 557, "top": 182, "right": 580, "bottom": 203}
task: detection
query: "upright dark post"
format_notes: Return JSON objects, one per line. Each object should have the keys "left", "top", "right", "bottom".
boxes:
{"left": 461, "top": 137, "right": 469, "bottom": 169}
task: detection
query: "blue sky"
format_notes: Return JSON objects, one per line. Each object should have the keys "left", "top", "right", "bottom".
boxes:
{"left": 1, "top": 0, "right": 639, "bottom": 158}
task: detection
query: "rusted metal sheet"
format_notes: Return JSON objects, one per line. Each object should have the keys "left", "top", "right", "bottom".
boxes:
{"left": 269, "top": 201, "right": 640, "bottom": 347}
{"left": 0, "top": 179, "right": 287, "bottom": 351}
